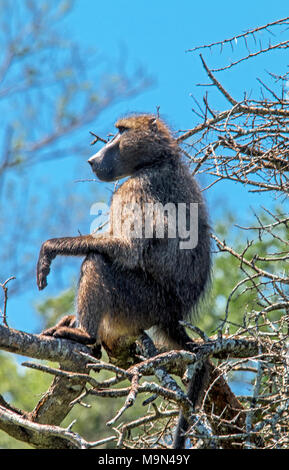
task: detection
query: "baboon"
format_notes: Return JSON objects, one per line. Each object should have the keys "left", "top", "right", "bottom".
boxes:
{"left": 37, "top": 114, "right": 211, "bottom": 448}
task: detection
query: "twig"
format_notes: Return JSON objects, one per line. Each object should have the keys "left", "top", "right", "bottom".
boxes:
{"left": 89, "top": 131, "right": 108, "bottom": 146}
{"left": 0, "top": 276, "right": 16, "bottom": 326}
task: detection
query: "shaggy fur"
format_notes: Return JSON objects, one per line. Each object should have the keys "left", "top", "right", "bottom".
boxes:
{"left": 37, "top": 114, "right": 211, "bottom": 447}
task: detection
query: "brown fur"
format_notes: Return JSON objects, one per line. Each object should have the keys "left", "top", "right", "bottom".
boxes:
{"left": 37, "top": 114, "right": 211, "bottom": 447}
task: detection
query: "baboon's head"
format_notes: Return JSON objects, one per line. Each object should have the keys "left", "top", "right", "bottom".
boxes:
{"left": 88, "top": 114, "right": 179, "bottom": 182}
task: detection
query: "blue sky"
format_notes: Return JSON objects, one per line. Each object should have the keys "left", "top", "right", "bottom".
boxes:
{"left": 69, "top": 0, "right": 288, "bottom": 127}
{"left": 68, "top": 0, "right": 288, "bottom": 215}
{"left": 3, "top": 0, "right": 289, "bottom": 333}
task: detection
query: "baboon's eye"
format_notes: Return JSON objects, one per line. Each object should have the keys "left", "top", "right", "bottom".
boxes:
{"left": 118, "top": 126, "right": 128, "bottom": 135}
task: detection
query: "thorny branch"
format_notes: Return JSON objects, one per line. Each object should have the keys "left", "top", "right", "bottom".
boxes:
{"left": 175, "top": 17, "right": 289, "bottom": 449}
{"left": 0, "top": 324, "right": 274, "bottom": 449}
{"left": 0, "top": 276, "right": 15, "bottom": 326}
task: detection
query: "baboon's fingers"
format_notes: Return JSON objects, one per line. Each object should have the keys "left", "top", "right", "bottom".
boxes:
{"left": 37, "top": 272, "right": 48, "bottom": 290}
{"left": 40, "top": 315, "right": 77, "bottom": 338}
{"left": 38, "top": 278, "right": 47, "bottom": 290}
{"left": 52, "top": 326, "right": 96, "bottom": 345}
{"left": 37, "top": 256, "right": 51, "bottom": 290}
{"left": 40, "top": 327, "right": 56, "bottom": 337}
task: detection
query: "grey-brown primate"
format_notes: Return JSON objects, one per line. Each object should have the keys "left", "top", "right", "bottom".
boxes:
{"left": 37, "top": 114, "right": 211, "bottom": 448}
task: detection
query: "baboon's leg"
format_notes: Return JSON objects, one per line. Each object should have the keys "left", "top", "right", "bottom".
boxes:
{"left": 40, "top": 254, "right": 113, "bottom": 352}
{"left": 76, "top": 253, "right": 112, "bottom": 342}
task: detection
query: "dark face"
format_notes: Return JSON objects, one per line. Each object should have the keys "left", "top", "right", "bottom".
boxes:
{"left": 88, "top": 133, "right": 126, "bottom": 182}
{"left": 88, "top": 116, "right": 175, "bottom": 182}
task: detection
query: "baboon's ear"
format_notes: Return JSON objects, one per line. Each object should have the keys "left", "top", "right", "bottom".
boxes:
{"left": 148, "top": 117, "right": 158, "bottom": 132}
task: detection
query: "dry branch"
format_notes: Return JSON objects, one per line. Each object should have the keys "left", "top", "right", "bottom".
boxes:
{"left": 0, "top": 322, "right": 265, "bottom": 449}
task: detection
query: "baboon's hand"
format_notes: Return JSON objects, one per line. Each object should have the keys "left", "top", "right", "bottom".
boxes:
{"left": 37, "top": 243, "right": 52, "bottom": 290}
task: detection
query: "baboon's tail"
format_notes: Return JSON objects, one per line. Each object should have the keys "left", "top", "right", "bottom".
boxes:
{"left": 172, "top": 362, "right": 209, "bottom": 449}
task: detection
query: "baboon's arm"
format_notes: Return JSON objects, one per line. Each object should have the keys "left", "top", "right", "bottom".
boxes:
{"left": 37, "top": 234, "right": 141, "bottom": 290}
